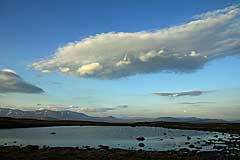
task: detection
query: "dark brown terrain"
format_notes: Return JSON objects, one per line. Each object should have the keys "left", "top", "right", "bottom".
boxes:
{"left": 0, "top": 146, "right": 239, "bottom": 160}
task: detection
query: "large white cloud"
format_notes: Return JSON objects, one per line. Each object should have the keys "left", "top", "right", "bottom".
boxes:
{"left": 31, "top": 5, "right": 240, "bottom": 79}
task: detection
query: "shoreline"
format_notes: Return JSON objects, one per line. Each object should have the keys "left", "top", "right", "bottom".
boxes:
{"left": 0, "top": 145, "right": 239, "bottom": 160}
{"left": 1, "top": 117, "right": 240, "bottom": 134}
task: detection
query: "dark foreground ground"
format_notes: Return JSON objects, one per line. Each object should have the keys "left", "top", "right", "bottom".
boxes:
{"left": 0, "top": 117, "right": 240, "bottom": 160}
{"left": 1, "top": 117, "right": 240, "bottom": 134}
{"left": 0, "top": 146, "right": 239, "bottom": 160}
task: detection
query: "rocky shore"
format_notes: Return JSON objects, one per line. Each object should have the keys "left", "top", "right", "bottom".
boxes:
{"left": 0, "top": 145, "right": 239, "bottom": 160}
{"left": 1, "top": 134, "right": 239, "bottom": 159}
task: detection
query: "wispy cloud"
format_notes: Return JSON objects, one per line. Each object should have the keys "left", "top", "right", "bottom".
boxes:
{"left": 78, "top": 105, "right": 129, "bottom": 113}
{"left": 179, "top": 101, "right": 216, "bottom": 105}
{"left": 153, "top": 90, "right": 212, "bottom": 97}
{"left": 35, "top": 104, "right": 128, "bottom": 113}
{"left": 116, "top": 105, "right": 129, "bottom": 109}
{"left": 0, "top": 69, "right": 44, "bottom": 94}
{"left": 31, "top": 5, "right": 240, "bottom": 79}
{"left": 76, "top": 107, "right": 116, "bottom": 113}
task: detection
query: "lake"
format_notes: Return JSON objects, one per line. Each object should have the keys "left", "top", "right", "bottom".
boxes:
{"left": 0, "top": 126, "right": 232, "bottom": 151}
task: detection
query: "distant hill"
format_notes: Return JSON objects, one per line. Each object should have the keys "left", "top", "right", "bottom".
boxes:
{"left": 0, "top": 108, "right": 237, "bottom": 123}
{"left": 153, "top": 117, "right": 229, "bottom": 123}
{"left": 0, "top": 108, "right": 122, "bottom": 122}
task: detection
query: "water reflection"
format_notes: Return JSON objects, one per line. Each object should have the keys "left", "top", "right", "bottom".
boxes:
{"left": 0, "top": 126, "right": 233, "bottom": 151}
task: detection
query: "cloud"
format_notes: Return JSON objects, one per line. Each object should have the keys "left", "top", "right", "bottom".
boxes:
{"left": 153, "top": 90, "right": 211, "bottom": 97}
{"left": 1, "top": 69, "right": 17, "bottom": 74}
{"left": 116, "top": 105, "right": 129, "bottom": 109}
{"left": 139, "top": 50, "right": 164, "bottom": 62}
{"left": 77, "top": 105, "right": 129, "bottom": 113}
{"left": 41, "top": 70, "right": 51, "bottom": 73}
{"left": 179, "top": 101, "right": 215, "bottom": 105}
{"left": 189, "top": 50, "right": 201, "bottom": 57}
{"left": 31, "top": 5, "right": 240, "bottom": 79}
{"left": 115, "top": 60, "right": 131, "bottom": 67}
{"left": 77, "top": 63, "right": 103, "bottom": 76}
{"left": 77, "top": 107, "right": 115, "bottom": 113}
{"left": 59, "top": 67, "right": 70, "bottom": 73}
{"left": 35, "top": 104, "right": 128, "bottom": 113}
{"left": 36, "top": 105, "right": 78, "bottom": 111}
{"left": 0, "top": 69, "right": 44, "bottom": 94}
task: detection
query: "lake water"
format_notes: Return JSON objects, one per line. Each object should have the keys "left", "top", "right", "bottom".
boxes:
{"left": 0, "top": 126, "right": 232, "bottom": 151}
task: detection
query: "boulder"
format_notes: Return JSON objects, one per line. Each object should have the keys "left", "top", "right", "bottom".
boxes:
{"left": 179, "top": 148, "right": 190, "bottom": 152}
{"left": 98, "top": 145, "right": 109, "bottom": 150}
{"left": 138, "top": 143, "right": 145, "bottom": 147}
{"left": 189, "top": 144, "right": 195, "bottom": 148}
{"left": 213, "top": 145, "right": 225, "bottom": 150}
{"left": 136, "top": 136, "right": 145, "bottom": 141}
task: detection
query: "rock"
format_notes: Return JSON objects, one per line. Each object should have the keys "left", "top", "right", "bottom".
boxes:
{"left": 187, "top": 136, "right": 191, "bottom": 140}
{"left": 195, "top": 147, "right": 202, "bottom": 150}
{"left": 98, "top": 145, "right": 109, "bottom": 150}
{"left": 214, "top": 135, "right": 218, "bottom": 138}
{"left": 8, "top": 145, "right": 21, "bottom": 150}
{"left": 213, "top": 145, "right": 225, "bottom": 150}
{"left": 24, "top": 145, "right": 39, "bottom": 150}
{"left": 13, "top": 141, "right": 17, "bottom": 143}
{"left": 185, "top": 142, "right": 190, "bottom": 145}
{"left": 189, "top": 144, "right": 195, "bottom": 148}
{"left": 42, "top": 145, "right": 48, "bottom": 149}
{"left": 50, "top": 132, "right": 56, "bottom": 135}
{"left": 206, "top": 141, "right": 212, "bottom": 145}
{"left": 179, "top": 148, "right": 190, "bottom": 152}
{"left": 138, "top": 143, "right": 145, "bottom": 147}
{"left": 136, "top": 136, "right": 145, "bottom": 141}
{"left": 83, "top": 146, "right": 91, "bottom": 149}
{"left": 163, "top": 133, "right": 167, "bottom": 135}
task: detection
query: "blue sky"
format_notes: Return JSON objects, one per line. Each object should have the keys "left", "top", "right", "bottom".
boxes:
{"left": 0, "top": 0, "right": 240, "bottom": 119}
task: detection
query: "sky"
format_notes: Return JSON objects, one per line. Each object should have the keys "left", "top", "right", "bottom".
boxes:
{"left": 0, "top": 0, "right": 240, "bottom": 120}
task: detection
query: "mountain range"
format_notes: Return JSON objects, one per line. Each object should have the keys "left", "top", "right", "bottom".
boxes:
{"left": 0, "top": 107, "right": 238, "bottom": 123}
